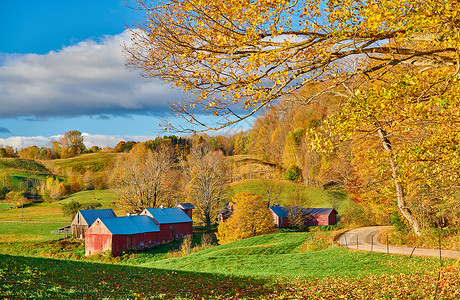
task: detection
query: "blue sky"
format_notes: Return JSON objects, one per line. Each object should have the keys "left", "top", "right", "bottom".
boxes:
{"left": 0, "top": 0, "right": 253, "bottom": 149}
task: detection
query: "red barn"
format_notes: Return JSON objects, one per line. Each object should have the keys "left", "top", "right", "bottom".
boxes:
{"left": 85, "top": 215, "right": 160, "bottom": 257}
{"left": 176, "top": 203, "right": 195, "bottom": 219}
{"left": 140, "top": 207, "right": 193, "bottom": 243}
{"left": 270, "top": 207, "right": 338, "bottom": 228}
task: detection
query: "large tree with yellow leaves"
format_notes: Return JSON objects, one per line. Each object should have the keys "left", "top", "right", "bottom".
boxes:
{"left": 126, "top": 0, "right": 460, "bottom": 235}
{"left": 126, "top": 0, "right": 460, "bottom": 131}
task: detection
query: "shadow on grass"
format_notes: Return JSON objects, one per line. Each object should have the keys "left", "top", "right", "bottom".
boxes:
{"left": 0, "top": 254, "right": 283, "bottom": 299}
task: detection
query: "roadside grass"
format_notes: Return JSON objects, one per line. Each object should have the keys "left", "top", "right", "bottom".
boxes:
{"left": 41, "top": 152, "right": 124, "bottom": 174}
{"left": 227, "top": 179, "right": 348, "bottom": 211}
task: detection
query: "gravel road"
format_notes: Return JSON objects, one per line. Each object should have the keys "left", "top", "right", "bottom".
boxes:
{"left": 337, "top": 226, "right": 460, "bottom": 260}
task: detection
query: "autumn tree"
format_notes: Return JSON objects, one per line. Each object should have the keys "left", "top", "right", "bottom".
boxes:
{"left": 127, "top": 0, "right": 460, "bottom": 235}
{"left": 217, "top": 192, "right": 276, "bottom": 244}
{"left": 313, "top": 69, "right": 460, "bottom": 235}
{"left": 126, "top": 0, "right": 460, "bottom": 132}
{"left": 59, "top": 130, "right": 85, "bottom": 158}
{"left": 113, "top": 143, "right": 175, "bottom": 214}
{"left": 184, "top": 144, "right": 227, "bottom": 232}
{"left": 0, "top": 172, "right": 12, "bottom": 199}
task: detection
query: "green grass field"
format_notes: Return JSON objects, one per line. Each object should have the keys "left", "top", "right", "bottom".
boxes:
{"left": 144, "top": 232, "right": 442, "bottom": 279}
{"left": 0, "top": 233, "right": 458, "bottom": 299}
{"left": 0, "top": 189, "right": 121, "bottom": 222}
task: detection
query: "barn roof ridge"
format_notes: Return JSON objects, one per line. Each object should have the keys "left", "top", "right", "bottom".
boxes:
{"left": 78, "top": 208, "right": 117, "bottom": 226}
{"left": 142, "top": 207, "right": 193, "bottom": 224}
{"left": 96, "top": 215, "right": 160, "bottom": 235}
{"left": 269, "top": 206, "right": 336, "bottom": 218}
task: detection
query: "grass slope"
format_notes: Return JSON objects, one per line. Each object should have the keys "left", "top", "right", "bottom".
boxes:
{"left": 1, "top": 233, "right": 458, "bottom": 299}
{"left": 0, "top": 158, "right": 50, "bottom": 174}
{"left": 41, "top": 152, "right": 124, "bottom": 174}
{"left": 228, "top": 179, "right": 348, "bottom": 211}
{"left": 144, "top": 233, "right": 443, "bottom": 279}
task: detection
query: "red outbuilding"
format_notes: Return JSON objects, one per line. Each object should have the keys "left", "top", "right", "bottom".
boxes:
{"left": 270, "top": 207, "right": 338, "bottom": 228}
{"left": 176, "top": 203, "right": 195, "bottom": 219}
{"left": 140, "top": 207, "right": 193, "bottom": 244}
{"left": 85, "top": 215, "right": 160, "bottom": 257}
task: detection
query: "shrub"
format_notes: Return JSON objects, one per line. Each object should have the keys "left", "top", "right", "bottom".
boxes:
{"left": 284, "top": 165, "right": 302, "bottom": 182}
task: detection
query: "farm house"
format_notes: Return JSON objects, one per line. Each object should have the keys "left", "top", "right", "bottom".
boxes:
{"left": 85, "top": 215, "right": 160, "bottom": 256}
{"left": 140, "top": 207, "right": 193, "bottom": 244}
{"left": 71, "top": 209, "right": 117, "bottom": 239}
{"left": 270, "top": 207, "right": 338, "bottom": 228}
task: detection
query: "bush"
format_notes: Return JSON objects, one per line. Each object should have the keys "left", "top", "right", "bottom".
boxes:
{"left": 284, "top": 165, "right": 302, "bottom": 182}
{"left": 62, "top": 200, "right": 102, "bottom": 219}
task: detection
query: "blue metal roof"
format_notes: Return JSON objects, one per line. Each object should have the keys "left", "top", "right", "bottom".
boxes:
{"left": 303, "top": 208, "right": 336, "bottom": 215}
{"left": 270, "top": 206, "right": 289, "bottom": 218}
{"left": 143, "top": 207, "right": 192, "bottom": 224}
{"left": 79, "top": 209, "right": 116, "bottom": 226}
{"left": 270, "top": 207, "right": 336, "bottom": 218}
{"left": 97, "top": 215, "right": 160, "bottom": 235}
{"left": 177, "top": 203, "right": 195, "bottom": 210}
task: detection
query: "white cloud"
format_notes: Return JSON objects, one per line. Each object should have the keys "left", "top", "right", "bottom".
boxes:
{"left": 0, "top": 133, "right": 157, "bottom": 149}
{"left": 0, "top": 30, "right": 185, "bottom": 118}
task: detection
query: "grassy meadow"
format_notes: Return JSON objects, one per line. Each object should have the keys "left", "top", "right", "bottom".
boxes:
{"left": 41, "top": 152, "right": 124, "bottom": 174}
{"left": 0, "top": 232, "right": 459, "bottom": 299}
{"left": 0, "top": 189, "right": 120, "bottom": 222}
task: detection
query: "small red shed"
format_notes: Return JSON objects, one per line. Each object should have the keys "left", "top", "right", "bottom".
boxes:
{"left": 140, "top": 207, "right": 193, "bottom": 244}
{"left": 270, "top": 207, "right": 338, "bottom": 228}
{"left": 85, "top": 215, "right": 160, "bottom": 257}
{"left": 176, "top": 203, "right": 195, "bottom": 219}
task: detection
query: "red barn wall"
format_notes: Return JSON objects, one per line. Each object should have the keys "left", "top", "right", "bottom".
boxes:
{"left": 157, "top": 222, "right": 193, "bottom": 243}
{"left": 85, "top": 223, "right": 112, "bottom": 256}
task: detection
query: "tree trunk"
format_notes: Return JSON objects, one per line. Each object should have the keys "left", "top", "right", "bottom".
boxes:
{"left": 377, "top": 129, "right": 421, "bottom": 236}
{"left": 205, "top": 212, "right": 211, "bottom": 233}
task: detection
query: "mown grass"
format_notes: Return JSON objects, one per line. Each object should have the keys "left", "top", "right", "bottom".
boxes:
{"left": 227, "top": 179, "right": 348, "bottom": 211}
{"left": 0, "top": 222, "right": 64, "bottom": 243}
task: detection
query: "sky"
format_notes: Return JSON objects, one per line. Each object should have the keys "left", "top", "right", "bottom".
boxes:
{"left": 0, "top": 0, "right": 253, "bottom": 149}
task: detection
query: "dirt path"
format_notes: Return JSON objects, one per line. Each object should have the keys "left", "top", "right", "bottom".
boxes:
{"left": 337, "top": 226, "right": 460, "bottom": 260}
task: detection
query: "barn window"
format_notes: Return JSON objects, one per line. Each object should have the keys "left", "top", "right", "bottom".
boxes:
{"left": 322, "top": 219, "right": 326, "bottom": 222}
{"left": 140, "top": 242, "right": 144, "bottom": 247}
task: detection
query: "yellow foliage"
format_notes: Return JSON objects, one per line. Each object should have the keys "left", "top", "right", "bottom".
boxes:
{"left": 217, "top": 192, "right": 276, "bottom": 244}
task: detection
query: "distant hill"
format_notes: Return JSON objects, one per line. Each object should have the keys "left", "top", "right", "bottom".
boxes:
{"left": 0, "top": 158, "right": 51, "bottom": 174}
{"left": 41, "top": 152, "right": 125, "bottom": 174}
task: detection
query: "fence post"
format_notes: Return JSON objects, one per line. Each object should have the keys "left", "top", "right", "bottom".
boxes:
{"left": 356, "top": 236, "right": 358, "bottom": 250}
{"left": 371, "top": 235, "right": 373, "bottom": 252}
{"left": 386, "top": 236, "right": 389, "bottom": 254}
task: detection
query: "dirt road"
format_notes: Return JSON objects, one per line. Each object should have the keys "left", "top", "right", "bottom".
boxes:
{"left": 337, "top": 226, "right": 460, "bottom": 260}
